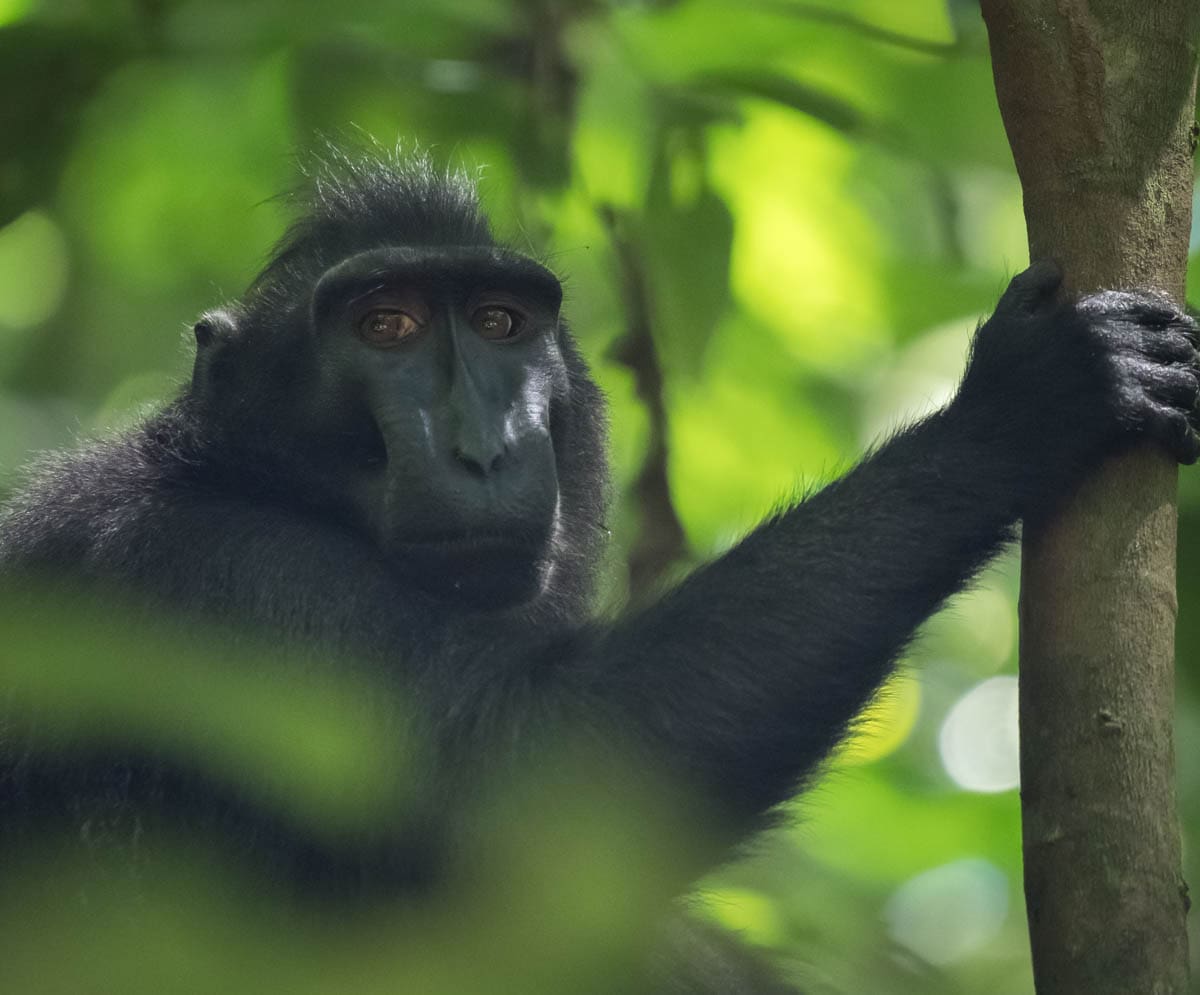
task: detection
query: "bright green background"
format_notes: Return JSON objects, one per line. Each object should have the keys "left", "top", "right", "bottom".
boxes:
{"left": 1, "top": 1, "right": 1199, "bottom": 992}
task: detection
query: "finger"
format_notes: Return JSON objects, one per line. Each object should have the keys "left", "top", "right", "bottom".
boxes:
{"left": 1179, "top": 314, "right": 1199, "bottom": 347}
{"left": 1131, "top": 362, "right": 1200, "bottom": 411}
{"left": 1091, "top": 308, "right": 1199, "bottom": 365}
{"left": 1145, "top": 408, "right": 1200, "bottom": 465}
{"left": 1079, "top": 289, "right": 1186, "bottom": 328}
{"left": 1124, "top": 327, "right": 1199, "bottom": 364}
{"left": 999, "top": 260, "right": 1063, "bottom": 311}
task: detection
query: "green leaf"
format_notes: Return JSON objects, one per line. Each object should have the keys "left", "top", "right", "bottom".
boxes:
{"left": 569, "top": 23, "right": 655, "bottom": 210}
{"left": 640, "top": 143, "right": 734, "bottom": 378}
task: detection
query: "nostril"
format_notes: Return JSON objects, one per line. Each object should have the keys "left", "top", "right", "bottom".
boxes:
{"left": 450, "top": 445, "right": 477, "bottom": 474}
{"left": 356, "top": 418, "right": 388, "bottom": 469}
{"left": 453, "top": 445, "right": 506, "bottom": 476}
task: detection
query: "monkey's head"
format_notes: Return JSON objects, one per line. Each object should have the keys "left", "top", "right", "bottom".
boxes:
{"left": 187, "top": 151, "right": 610, "bottom": 616}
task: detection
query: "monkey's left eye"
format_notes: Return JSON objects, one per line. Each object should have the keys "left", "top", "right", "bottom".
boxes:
{"left": 359, "top": 310, "right": 422, "bottom": 346}
{"left": 472, "top": 307, "right": 523, "bottom": 341}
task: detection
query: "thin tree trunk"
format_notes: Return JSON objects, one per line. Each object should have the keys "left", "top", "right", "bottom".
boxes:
{"left": 979, "top": 3, "right": 1198, "bottom": 992}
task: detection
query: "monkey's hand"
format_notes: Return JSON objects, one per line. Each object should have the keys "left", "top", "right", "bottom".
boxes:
{"left": 953, "top": 261, "right": 1200, "bottom": 510}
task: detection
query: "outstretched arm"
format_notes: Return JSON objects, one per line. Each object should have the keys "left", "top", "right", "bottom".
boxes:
{"left": 566, "top": 265, "right": 1199, "bottom": 826}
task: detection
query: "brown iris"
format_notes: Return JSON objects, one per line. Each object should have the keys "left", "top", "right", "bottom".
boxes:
{"left": 472, "top": 307, "right": 522, "bottom": 341}
{"left": 359, "top": 310, "right": 422, "bottom": 346}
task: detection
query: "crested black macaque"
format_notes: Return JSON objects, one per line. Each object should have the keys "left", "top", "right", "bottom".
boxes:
{"left": 1, "top": 151, "right": 1198, "bottom": 994}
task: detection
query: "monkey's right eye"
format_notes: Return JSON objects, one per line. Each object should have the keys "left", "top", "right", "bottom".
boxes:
{"left": 359, "top": 310, "right": 422, "bottom": 346}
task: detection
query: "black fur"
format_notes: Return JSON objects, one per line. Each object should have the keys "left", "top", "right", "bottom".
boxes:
{"left": 2, "top": 148, "right": 1198, "bottom": 993}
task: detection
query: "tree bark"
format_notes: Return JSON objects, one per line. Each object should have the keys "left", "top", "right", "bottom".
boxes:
{"left": 979, "top": 3, "right": 1198, "bottom": 992}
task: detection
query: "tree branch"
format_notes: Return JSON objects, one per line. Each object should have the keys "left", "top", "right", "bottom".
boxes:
{"left": 980, "top": 2, "right": 1198, "bottom": 990}
{"left": 599, "top": 207, "right": 689, "bottom": 601}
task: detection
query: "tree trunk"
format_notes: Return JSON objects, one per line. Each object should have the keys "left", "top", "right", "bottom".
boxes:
{"left": 978, "top": 3, "right": 1197, "bottom": 992}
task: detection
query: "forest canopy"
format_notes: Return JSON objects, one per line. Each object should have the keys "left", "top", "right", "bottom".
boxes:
{"left": 1, "top": 1, "right": 1199, "bottom": 992}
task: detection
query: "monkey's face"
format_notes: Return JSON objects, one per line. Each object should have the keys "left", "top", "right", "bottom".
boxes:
{"left": 304, "top": 247, "right": 570, "bottom": 608}
{"left": 182, "top": 247, "right": 572, "bottom": 610}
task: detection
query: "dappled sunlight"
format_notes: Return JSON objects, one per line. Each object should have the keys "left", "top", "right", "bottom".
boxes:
{"left": 884, "top": 858, "right": 1009, "bottom": 966}
{"left": 939, "top": 676, "right": 1021, "bottom": 794}
{"left": 709, "top": 110, "right": 890, "bottom": 376}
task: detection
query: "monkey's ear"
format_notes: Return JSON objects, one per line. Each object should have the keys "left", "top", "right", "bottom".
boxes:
{"left": 193, "top": 308, "right": 238, "bottom": 349}
{"left": 191, "top": 308, "right": 241, "bottom": 396}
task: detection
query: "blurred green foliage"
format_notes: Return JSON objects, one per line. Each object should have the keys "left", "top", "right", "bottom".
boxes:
{"left": 2, "top": 0, "right": 1199, "bottom": 992}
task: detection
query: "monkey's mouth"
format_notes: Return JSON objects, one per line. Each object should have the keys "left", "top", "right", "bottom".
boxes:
{"left": 388, "top": 531, "right": 550, "bottom": 608}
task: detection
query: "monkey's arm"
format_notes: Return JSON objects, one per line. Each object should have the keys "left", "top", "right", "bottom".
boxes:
{"left": 572, "top": 408, "right": 1017, "bottom": 820}
{"left": 564, "top": 266, "right": 1199, "bottom": 825}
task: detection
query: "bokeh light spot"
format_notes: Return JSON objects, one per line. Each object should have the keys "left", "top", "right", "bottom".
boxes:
{"left": 0, "top": 211, "right": 69, "bottom": 331}
{"left": 884, "top": 858, "right": 1009, "bottom": 965}
{"left": 939, "top": 675, "right": 1020, "bottom": 793}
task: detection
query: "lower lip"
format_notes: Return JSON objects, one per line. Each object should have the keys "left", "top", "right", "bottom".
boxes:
{"left": 407, "top": 532, "right": 522, "bottom": 546}
{"left": 392, "top": 534, "right": 541, "bottom": 559}
{"left": 388, "top": 534, "right": 548, "bottom": 605}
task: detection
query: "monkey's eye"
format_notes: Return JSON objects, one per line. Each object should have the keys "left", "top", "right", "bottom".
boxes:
{"left": 472, "top": 306, "right": 523, "bottom": 341}
{"left": 359, "top": 310, "right": 422, "bottom": 346}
